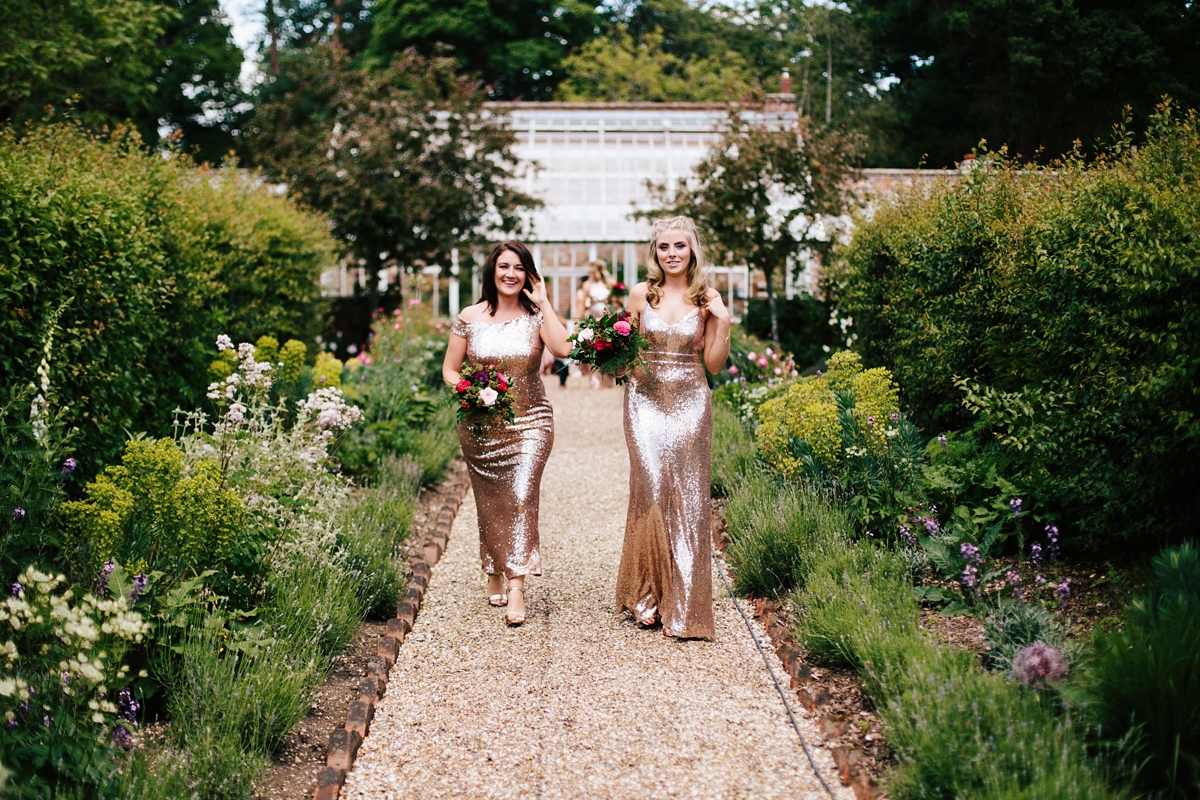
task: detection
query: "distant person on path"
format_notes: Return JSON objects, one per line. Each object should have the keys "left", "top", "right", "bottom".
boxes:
{"left": 443, "top": 241, "right": 571, "bottom": 625}
{"left": 575, "top": 259, "right": 616, "bottom": 388}
{"left": 614, "top": 216, "right": 731, "bottom": 638}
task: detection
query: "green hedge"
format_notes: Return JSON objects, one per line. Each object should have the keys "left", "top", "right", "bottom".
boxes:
{"left": 0, "top": 123, "right": 333, "bottom": 470}
{"left": 828, "top": 106, "right": 1200, "bottom": 545}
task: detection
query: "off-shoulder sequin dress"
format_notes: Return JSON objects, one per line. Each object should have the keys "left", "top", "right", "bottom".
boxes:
{"left": 615, "top": 305, "right": 714, "bottom": 638}
{"left": 452, "top": 313, "right": 554, "bottom": 578}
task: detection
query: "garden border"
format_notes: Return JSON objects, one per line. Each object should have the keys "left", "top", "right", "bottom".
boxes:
{"left": 310, "top": 470, "right": 471, "bottom": 800}
{"left": 711, "top": 505, "right": 885, "bottom": 800}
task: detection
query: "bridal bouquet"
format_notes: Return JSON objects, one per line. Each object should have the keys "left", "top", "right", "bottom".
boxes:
{"left": 567, "top": 309, "right": 647, "bottom": 384}
{"left": 453, "top": 361, "right": 515, "bottom": 426}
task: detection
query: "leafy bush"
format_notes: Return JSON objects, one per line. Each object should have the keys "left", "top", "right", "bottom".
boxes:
{"left": 60, "top": 440, "right": 245, "bottom": 591}
{"left": 983, "top": 601, "right": 1066, "bottom": 673}
{"left": 0, "top": 123, "right": 334, "bottom": 469}
{"left": 742, "top": 293, "right": 837, "bottom": 370}
{"left": 711, "top": 403, "right": 757, "bottom": 497}
{"left": 713, "top": 325, "right": 799, "bottom": 386}
{"left": 0, "top": 385, "right": 77, "bottom": 585}
{"left": 725, "top": 476, "right": 855, "bottom": 599}
{"left": 756, "top": 351, "right": 900, "bottom": 477}
{"left": 336, "top": 456, "right": 420, "bottom": 617}
{"left": 829, "top": 105, "right": 1200, "bottom": 545}
{"left": 340, "top": 305, "right": 456, "bottom": 480}
{"left": 0, "top": 568, "right": 149, "bottom": 796}
{"left": 1073, "top": 542, "right": 1200, "bottom": 798}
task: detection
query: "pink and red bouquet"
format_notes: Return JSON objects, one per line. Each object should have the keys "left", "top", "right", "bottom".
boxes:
{"left": 453, "top": 361, "right": 515, "bottom": 426}
{"left": 609, "top": 282, "right": 629, "bottom": 301}
{"left": 566, "top": 309, "right": 648, "bottom": 384}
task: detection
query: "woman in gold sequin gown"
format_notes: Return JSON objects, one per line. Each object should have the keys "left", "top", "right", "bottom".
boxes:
{"left": 615, "top": 217, "right": 731, "bottom": 639}
{"left": 442, "top": 241, "right": 570, "bottom": 625}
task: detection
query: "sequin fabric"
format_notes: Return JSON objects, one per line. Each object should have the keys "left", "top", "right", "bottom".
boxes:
{"left": 452, "top": 313, "right": 553, "bottom": 578}
{"left": 615, "top": 305, "right": 714, "bottom": 638}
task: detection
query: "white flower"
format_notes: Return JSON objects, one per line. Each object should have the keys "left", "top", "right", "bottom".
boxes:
{"left": 216, "top": 334, "right": 234, "bottom": 351}
{"left": 576, "top": 328, "right": 594, "bottom": 341}
{"left": 227, "top": 403, "right": 247, "bottom": 423}
{"left": 238, "top": 342, "right": 254, "bottom": 358}
{"left": 478, "top": 387, "right": 499, "bottom": 407}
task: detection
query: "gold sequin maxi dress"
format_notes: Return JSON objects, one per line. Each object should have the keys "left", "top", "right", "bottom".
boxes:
{"left": 452, "top": 313, "right": 554, "bottom": 578}
{"left": 615, "top": 305, "right": 715, "bottom": 638}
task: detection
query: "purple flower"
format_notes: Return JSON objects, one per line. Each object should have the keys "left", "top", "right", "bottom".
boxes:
{"left": 61, "top": 458, "right": 78, "bottom": 476}
{"left": 10, "top": 583, "right": 22, "bottom": 598}
{"left": 128, "top": 574, "right": 148, "bottom": 602}
{"left": 898, "top": 525, "right": 915, "bottom": 545}
{"left": 922, "top": 516, "right": 939, "bottom": 535}
{"left": 937, "top": 434, "right": 948, "bottom": 452}
{"left": 1006, "top": 569, "right": 1024, "bottom": 600}
{"left": 1045, "top": 524, "right": 1060, "bottom": 560}
{"left": 1057, "top": 578, "right": 1071, "bottom": 609}
{"left": 867, "top": 416, "right": 876, "bottom": 427}
{"left": 1012, "top": 642, "right": 1068, "bottom": 687}
{"left": 11, "top": 507, "right": 25, "bottom": 521}
{"left": 890, "top": 412, "right": 900, "bottom": 422}
{"left": 1010, "top": 497, "right": 1023, "bottom": 516}
{"left": 961, "top": 563, "right": 979, "bottom": 590}
{"left": 960, "top": 542, "right": 981, "bottom": 563}
{"left": 95, "top": 561, "right": 116, "bottom": 595}
{"left": 472, "top": 370, "right": 489, "bottom": 386}
{"left": 116, "top": 689, "right": 140, "bottom": 722}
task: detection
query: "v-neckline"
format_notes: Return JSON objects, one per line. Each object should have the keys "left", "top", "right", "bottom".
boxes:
{"left": 646, "top": 305, "right": 699, "bottom": 327}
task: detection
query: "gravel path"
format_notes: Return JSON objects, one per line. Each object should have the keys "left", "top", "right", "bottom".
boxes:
{"left": 342, "top": 379, "right": 852, "bottom": 799}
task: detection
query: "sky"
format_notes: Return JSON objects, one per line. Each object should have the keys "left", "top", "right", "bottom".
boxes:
{"left": 220, "top": 0, "right": 265, "bottom": 85}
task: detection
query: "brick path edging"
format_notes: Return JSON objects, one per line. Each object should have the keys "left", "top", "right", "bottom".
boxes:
{"left": 312, "top": 472, "right": 471, "bottom": 800}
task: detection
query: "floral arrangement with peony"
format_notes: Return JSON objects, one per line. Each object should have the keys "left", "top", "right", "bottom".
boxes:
{"left": 566, "top": 309, "right": 648, "bottom": 384}
{"left": 453, "top": 361, "right": 515, "bottom": 426}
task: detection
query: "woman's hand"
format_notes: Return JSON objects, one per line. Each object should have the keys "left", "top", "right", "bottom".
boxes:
{"left": 705, "top": 290, "right": 730, "bottom": 323}
{"left": 524, "top": 274, "right": 551, "bottom": 310}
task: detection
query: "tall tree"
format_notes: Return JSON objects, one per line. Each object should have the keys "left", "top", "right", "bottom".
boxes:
{"left": 140, "top": 0, "right": 245, "bottom": 163}
{"left": 250, "top": 47, "right": 539, "bottom": 316}
{"left": 555, "top": 26, "right": 759, "bottom": 102}
{"left": 848, "top": 0, "right": 1200, "bottom": 166}
{"left": 363, "top": 0, "right": 601, "bottom": 99}
{"left": 0, "top": 0, "right": 173, "bottom": 129}
{"left": 0, "top": 0, "right": 245, "bottom": 162}
{"left": 644, "top": 112, "right": 862, "bottom": 341}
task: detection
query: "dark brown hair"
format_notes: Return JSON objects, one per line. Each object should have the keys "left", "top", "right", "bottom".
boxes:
{"left": 480, "top": 240, "right": 540, "bottom": 316}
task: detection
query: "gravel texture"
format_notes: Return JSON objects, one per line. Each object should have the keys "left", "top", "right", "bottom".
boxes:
{"left": 341, "top": 379, "right": 852, "bottom": 799}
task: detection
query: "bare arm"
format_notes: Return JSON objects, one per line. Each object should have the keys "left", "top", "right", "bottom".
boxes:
{"left": 442, "top": 330, "right": 468, "bottom": 387}
{"left": 525, "top": 275, "right": 572, "bottom": 358}
{"left": 701, "top": 289, "right": 732, "bottom": 375}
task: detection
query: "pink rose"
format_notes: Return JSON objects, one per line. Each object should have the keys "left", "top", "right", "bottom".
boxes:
{"left": 774, "top": 367, "right": 782, "bottom": 376}
{"left": 728, "top": 366, "right": 739, "bottom": 375}
{"left": 613, "top": 320, "right": 632, "bottom": 336}
{"left": 747, "top": 352, "right": 756, "bottom": 360}
{"left": 758, "top": 357, "right": 768, "bottom": 367}
{"left": 479, "top": 387, "right": 499, "bottom": 407}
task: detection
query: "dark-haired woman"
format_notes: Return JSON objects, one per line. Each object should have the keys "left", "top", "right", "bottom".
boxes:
{"left": 442, "top": 241, "right": 570, "bottom": 625}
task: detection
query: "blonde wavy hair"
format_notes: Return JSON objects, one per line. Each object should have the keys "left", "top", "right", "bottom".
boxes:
{"left": 646, "top": 215, "right": 711, "bottom": 308}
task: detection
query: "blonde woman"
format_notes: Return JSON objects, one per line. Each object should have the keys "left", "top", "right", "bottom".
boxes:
{"left": 614, "top": 216, "right": 731, "bottom": 638}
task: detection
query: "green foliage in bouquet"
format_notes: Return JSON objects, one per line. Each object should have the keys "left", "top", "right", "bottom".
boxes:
{"left": 828, "top": 104, "right": 1200, "bottom": 545}
{"left": 567, "top": 309, "right": 647, "bottom": 384}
